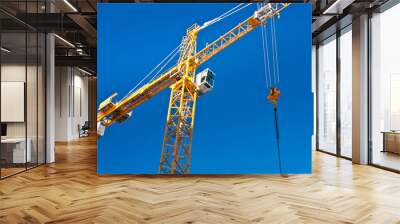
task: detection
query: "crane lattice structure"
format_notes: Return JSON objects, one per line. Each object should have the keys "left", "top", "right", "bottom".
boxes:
{"left": 97, "top": 3, "right": 290, "bottom": 174}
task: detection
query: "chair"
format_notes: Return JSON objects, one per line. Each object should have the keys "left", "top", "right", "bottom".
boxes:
{"left": 78, "top": 121, "right": 90, "bottom": 138}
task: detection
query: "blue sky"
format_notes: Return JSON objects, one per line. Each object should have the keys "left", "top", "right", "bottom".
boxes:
{"left": 97, "top": 3, "right": 312, "bottom": 174}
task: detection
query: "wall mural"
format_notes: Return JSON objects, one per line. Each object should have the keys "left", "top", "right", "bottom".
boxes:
{"left": 97, "top": 3, "right": 313, "bottom": 174}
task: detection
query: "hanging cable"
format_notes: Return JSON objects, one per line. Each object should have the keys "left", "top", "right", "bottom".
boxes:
{"left": 150, "top": 48, "right": 180, "bottom": 82}
{"left": 271, "top": 16, "right": 280, "bottom": 86}
{"left": 258, "top": 4, "right": 266, "bottom": 88}
{"left": 260, "top": 20, "right": 270, "bottom": 88}
{"left": 121, "top": 43, "right": 181, "bottom": 101}
{"left": 264, "top": 25, "right": 273, "bottom": 88}
{"left": 200, "top": 4, "right": 247, "bottom": 30}
{"left": 267, "top": 86, "right": 282, "bottom": 174}
{"left": 199, "top": 3, "right": 251, "bottom": 30}
{"left": 261, "top": 4, "right": 283, "bottom": 174}
{"left": 218, "top": 3, "right": 251, "bottom": 21}
{"left": 258, "top": 3, "right": 273, "bottom": 89}
{"left": 270, "top": 16, "right": 277, "bottom": 87}
{"left": 273, "top": 103, "right": 282, "bottom": 174}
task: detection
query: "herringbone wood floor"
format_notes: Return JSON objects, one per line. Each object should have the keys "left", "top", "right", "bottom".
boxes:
{"left": 1, "top": 136, "right": 400, "bottom": 224}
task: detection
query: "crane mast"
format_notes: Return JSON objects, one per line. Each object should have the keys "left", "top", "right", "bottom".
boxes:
{"left": 97, "top": 3, "right": 290, "bottom": 174}
{"left": 159, "top": 24, "right": 199, "bottom": 174}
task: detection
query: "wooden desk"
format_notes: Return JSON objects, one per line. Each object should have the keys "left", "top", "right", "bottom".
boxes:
{"left": 382, "top": 131, "right": 400, "bottom": 154}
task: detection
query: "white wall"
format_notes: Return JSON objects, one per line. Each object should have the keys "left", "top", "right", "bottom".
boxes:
{"left": 1, "top": 65, "right": 26, "bottom": 139}
{"left": 72, "top": 73, "right": 89, "bottom": 138}
{"left": 1, "top": 65, "right": 41, "bottom": 138}
{"left": 55, "top": 67, "right": 69, "bottom": 141}
{"left": 1, "top": 63, "right": 46, "bottom": 164}
{"left": 55, "top": 67, "right": 89, "bottom": 141}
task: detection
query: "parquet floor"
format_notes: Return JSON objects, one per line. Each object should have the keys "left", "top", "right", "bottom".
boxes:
{"left": 1, "top": 136, "right": 400, "bottom": 224}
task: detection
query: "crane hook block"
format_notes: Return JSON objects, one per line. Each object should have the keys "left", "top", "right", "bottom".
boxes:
{"left": 267, "top": 87, "right": 280, "bottom": 107}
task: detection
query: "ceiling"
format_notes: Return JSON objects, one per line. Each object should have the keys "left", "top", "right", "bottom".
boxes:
{"left": 311, "top": 0, "right": 392, "bottom": 43}
{"left": 1, "top": 0, "right": 97, "bottom": 74}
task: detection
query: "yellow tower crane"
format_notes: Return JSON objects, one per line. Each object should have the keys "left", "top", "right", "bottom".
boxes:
{"left": 97, "top": 3, "right": 290, "bottom": 174}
